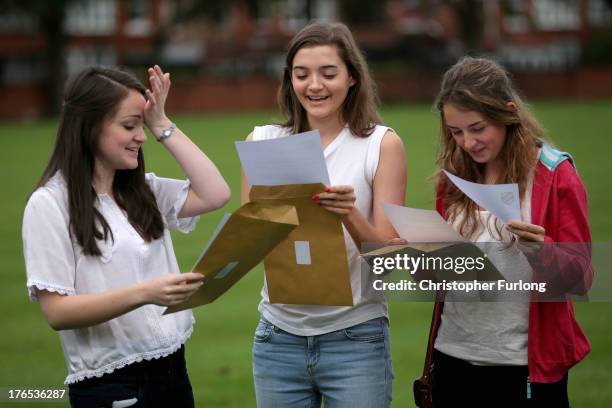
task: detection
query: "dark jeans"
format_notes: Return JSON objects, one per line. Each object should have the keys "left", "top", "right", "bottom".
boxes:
{"left": 432, "top": 349, "right": 569, "bottom": 408}
{"left": 69, "top": 346, "right": 194, "bottom": 408}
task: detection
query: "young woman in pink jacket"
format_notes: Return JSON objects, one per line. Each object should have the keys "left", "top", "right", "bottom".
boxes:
{"left": 424, "top": 56, "right": 592, "bottom": 407}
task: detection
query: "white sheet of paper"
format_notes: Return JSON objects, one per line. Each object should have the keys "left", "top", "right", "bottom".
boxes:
{"left": 443, "top": 170, "right": 521, "bottom": 223}
{"left": 236, "top": 130, "right": 330, "bottom": 186}
{"left": 382, "top": 203, "right": 464, "bottom": 243}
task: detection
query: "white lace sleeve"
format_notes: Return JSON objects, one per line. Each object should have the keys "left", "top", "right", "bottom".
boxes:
{"left": 23, "top": 190, "right": 76, "bottom": 301}
{"left": 145, "top": 173, "right": 199, "bottom": 233}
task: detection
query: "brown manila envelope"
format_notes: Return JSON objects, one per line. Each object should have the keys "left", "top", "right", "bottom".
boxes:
{"left": 164, "top": 202, "right": 299, "bottom": 314}
{"left": 250, "top": 183, "right": 354, "bottom": 306}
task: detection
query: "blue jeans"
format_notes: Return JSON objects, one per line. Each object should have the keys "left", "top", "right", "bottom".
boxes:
{"left": 253, "top": 317, "right": 393, "bottom": 408}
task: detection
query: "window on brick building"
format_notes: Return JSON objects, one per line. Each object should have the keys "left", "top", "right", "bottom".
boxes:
{"left": 65, "top": 0, "right": 116, "bottom": 35}
{"left": 124, "top": 0, "right": 152, "bottom": 37}
{"left": 533, "top": 0, "right": 580, "bottom": 31}
{"left": 502, "top": 0, "right": 529, "bottom": 33}
{"left": 588, "top": 0, "right": 612, "bottom": 27}
{"left": 1, "top": 56, "right": 44, "bottom": 85}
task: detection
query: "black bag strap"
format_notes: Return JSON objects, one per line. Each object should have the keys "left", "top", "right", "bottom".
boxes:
{"left": 421, "top": 303, "right": 438, "bottom": 380}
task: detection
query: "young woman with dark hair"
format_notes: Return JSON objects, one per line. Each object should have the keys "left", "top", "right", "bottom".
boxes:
{"left": 23, "top": 65, "right": 230, "bottom": 407}
{"left": 241, "top": 22, "right": 407, "bottom": 407}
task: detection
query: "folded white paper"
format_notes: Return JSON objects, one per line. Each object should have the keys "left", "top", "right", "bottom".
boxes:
{"left": 236, "top": 130, "right": 330, "bottom": 186}
{"left": 382, "top": 202, "right": 464, "bottom": 243}
{"left": 443, "top": 170, "right": 521, "bottom": 223}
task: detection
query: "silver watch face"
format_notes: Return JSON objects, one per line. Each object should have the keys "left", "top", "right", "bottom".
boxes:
{"left": 163, "top": 129, "right": 171, "bottom": 137}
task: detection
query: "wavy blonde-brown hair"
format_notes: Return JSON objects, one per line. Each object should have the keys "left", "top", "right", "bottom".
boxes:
{"left": 278, "top": 22, "right": 381, "bottom": 137}
{"left": 435, "top": 56, "right": 547, "bottom": 239}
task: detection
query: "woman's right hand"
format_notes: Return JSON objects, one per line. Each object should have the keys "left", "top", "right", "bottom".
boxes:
{"left": 144, "top": 65, "right": 172, "bottom": 137}
{"left": 386, "top": 237, "right": 407, "bottom": 246}
{"left": 140, "top": 272, "right": 205, "bottom": 306}
{"left": 37, "top": 272, "right": 205, "bottom": 331}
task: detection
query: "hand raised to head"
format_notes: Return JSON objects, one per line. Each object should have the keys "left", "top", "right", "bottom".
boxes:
{"left": 144, "top": 65, "right": 172, "bottom": 134}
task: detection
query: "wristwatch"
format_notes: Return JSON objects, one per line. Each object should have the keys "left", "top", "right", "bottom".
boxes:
{"left": 158, "top": 122, "right": 176, "bottom": 142}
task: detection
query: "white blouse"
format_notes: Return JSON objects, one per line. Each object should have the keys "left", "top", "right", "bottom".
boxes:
{"left": 22, "top": 172, "right": 198, "bottom": 384}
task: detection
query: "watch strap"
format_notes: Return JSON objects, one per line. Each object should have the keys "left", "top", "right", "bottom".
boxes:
{"left": 158, "top": 122, "right": 176, "bottom": 142}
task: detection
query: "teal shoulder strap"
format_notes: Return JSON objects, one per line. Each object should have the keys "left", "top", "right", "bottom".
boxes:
{"left": 539, "top": 143, "right": 575, "bottom": 171}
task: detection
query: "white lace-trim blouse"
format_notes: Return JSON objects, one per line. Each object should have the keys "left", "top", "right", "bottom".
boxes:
{"left": 22, "top": 172, "right": 198, "bottom": 384}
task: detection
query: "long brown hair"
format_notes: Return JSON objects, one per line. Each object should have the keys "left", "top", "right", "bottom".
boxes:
{"left": 435, "top": 56, "right": 546, "bottom": 239}
{"left": 278, "top": 22, "right": 381, "bottom": 137}
{"left": 36, "top": 66, "right": 164, "bottom": 256}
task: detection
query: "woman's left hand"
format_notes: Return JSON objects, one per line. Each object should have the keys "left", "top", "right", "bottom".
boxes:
{"left": 313, "top": 185, "right": 356, "bottom": 216}
{"left": 507, "top": 221, "right": 547, "bottom": 256}
{"left": 506, "top": 221, "right": 546, "bottom": 242}
{"left": 144, "top": 65, "right": 172, "bottom": 136}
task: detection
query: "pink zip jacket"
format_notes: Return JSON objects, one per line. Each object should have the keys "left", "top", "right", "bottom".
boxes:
{"left": 429, "top": 145, "right": 593, "bottom": 383}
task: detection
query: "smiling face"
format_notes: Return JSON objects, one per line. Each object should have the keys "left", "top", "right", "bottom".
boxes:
{"left": 290, "top": 45, "right": 355, "bottom": 126}
{"left": 443, "top": 103, "right": 507, "bottom": 167}
{"left": 95, "top": 89, "right": 147, "bottom": 174}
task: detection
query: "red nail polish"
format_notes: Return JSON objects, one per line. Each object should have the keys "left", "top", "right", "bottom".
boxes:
{"left": 312, "top": 194, "right": 320, "bottom": 201}
{"left": 325, "top": 187, "right": 331, "bottom": 192}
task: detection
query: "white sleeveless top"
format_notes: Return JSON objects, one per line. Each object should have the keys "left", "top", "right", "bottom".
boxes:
{"left": 252, "top": 124, "right": 390, "bottom": 336}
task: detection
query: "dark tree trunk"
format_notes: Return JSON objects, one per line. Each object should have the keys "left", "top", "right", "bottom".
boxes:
{"left": 40, "top": 1, "right": 67, "bottom": 116}
{"left": 455, "top": 0, "right": 483, "bottom": 53}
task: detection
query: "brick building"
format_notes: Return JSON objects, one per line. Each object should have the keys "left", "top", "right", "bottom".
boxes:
{"left": 1, "top": 0, "right": 611, "bottom": 119}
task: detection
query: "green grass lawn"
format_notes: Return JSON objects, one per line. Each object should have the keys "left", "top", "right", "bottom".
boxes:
{"left": 0, "top": 101, "right": 610, "bottom": 407}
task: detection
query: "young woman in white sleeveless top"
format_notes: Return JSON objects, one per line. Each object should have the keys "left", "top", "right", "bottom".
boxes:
{"left": 240, "top": 22, "right": 407, "bottom": 408}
